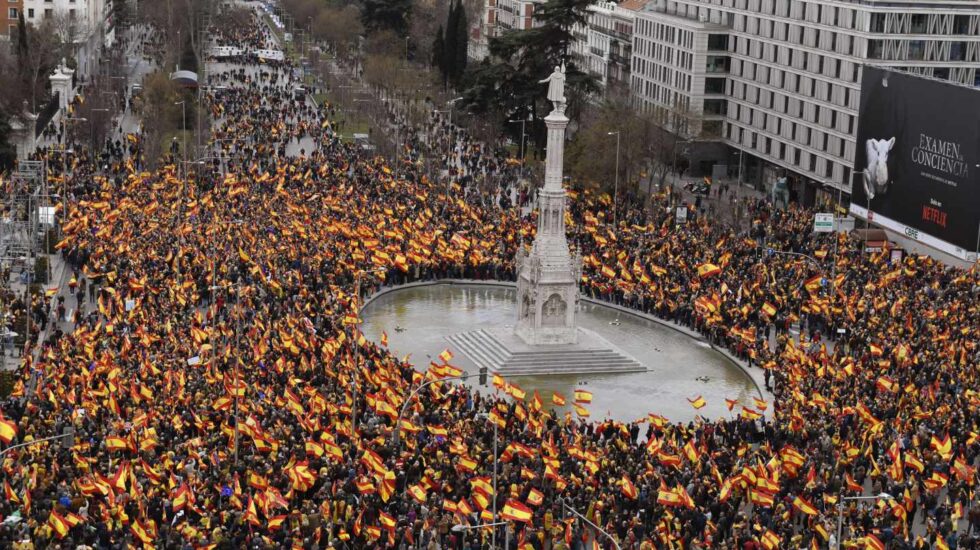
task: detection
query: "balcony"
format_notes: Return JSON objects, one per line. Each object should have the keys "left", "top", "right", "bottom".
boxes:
{"left": 609, "top": 51, "right": 629, "bottom": 65}
{"left": 498, "top": 3, "right": 513, "bottom": 13}
{"left": 592, "top": 25, "right": 630, "bottom": 42}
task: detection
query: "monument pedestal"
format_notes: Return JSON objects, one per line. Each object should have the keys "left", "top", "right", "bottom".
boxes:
{"left": 451, "top": 64, "right": 646, "bottom": 377}
{"left": 448, "top": 327, "right": 645, "bottom": 376}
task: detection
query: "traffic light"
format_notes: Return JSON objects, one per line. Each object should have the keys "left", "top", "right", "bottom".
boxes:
{"left": 479, "top": 367, "right": 488, "bottom": 386}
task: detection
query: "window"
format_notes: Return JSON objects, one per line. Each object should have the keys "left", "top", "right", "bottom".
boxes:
{"left": 8, "top": 8, "right": 16, "bottom": 18}
{"left": 44, "top": 9, "right": 53, "bottom": 18}
{"left": 28, "top": 9, "right": 34, "bottom": 18}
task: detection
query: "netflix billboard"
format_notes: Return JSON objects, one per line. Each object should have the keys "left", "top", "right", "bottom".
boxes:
{"left": 850, "top": 66, "right": 980, "bottom": 261}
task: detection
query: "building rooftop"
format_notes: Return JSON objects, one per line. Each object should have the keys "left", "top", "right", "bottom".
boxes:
{"left": 619, "top": 0, "right": 651, "bottom": 11}
{"left": 635, "top": 8, "right": 730, "bottom": 31}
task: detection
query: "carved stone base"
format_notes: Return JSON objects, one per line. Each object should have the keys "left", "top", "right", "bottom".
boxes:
{"left": 448, "top": 327, "right": 646, "bottom": 376}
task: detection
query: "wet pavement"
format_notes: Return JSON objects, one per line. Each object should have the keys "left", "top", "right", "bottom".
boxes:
{"left": 360, "top": 284, "right": 760, "bottom": 425}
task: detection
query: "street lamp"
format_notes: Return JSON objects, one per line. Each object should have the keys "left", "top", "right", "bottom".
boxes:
{"left": 446, "top": 97, "right": 464, "bottom": 128}
{"left": 451, "top": 521, "right": 508, "bottom": 549}
{"left": 0, "top": 428, "right": 75, "bottom": 459}
{"left": 174, "top": 101, "right": 187, "bottom": 167}
{"left": 608, "top": 131, "right": 621, "bottom": 227}
{"left": 557, "top": 497, "right": 622, "bottom": 550}
{"left": 350, "top": 267, "right": 388, "bottom": 431}
{"left": 835, "top": 493, "right": 893, "bottom": 550}
{"left": 209, "top": 279, "right": 246, "bottom": 466}
{"left": 477, "top": 412, "right": 501, "bottom": 550}
{"left": 88, "top": 108, "right": 109, "bottom": 150}
{"left": 507, "top": 118, "right": 528, "bottom": 177}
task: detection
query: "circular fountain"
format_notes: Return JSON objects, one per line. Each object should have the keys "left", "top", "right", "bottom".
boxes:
{"left": 361, "top": 283, "right": 762, "bottom": 424}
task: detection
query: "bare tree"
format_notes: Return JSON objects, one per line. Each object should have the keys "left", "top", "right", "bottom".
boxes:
{"left": 19, "top": 18, "right": 63, "bottom": 113}
{"left": 312, "top": 6, "right": 363, "bottom": 58}
{"left": 138, "top": 71, "right": 180, "bottom": 166}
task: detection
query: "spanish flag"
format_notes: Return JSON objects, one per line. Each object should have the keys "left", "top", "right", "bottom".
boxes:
{"left": 527, "top": 488, "right": 544, "bottom": 506}
{"left": 0, "top": 414, "right": 17, "bottom": 444}
{"left": 438, "top": 349, "right": 454, "bottom": 363}
{"left": 697, "top": 263, "right": 721, "bottom": 278}
{"left": 379, "top": 511, "right": 397, "bottom": 530}
{"left": 760, "top": 529, "right": 781, "bottom": 550}
{"left": 761, "top": 302, "right": 777, "bottom": 317}
{"left": 48, "top": 511, "right": 71, "bottom": 539}
{"left": 804, "top": 275, "right": 824, "bottom": 293}
{"left": 552, "top": 392, "right": 566, "bottom": 406}
{"left": 688, "top": 395, "right": 707, "bottom": 410}
{"left": 621, "top": 475, "right": 639, "bottom": 499}
{"left": 869, "top": 343, "right": 884, "bottom": 357}
{"left": 865, "top": 534, "right": 885, "bottom": 550}
{"left": 501, "top": 500, "right": 533, "bottom": 523}
{"left": 931, "top": 434, "right": 952, "bottom": 459}
{"left": 792, "top": 496, "right": 818, "bottom": 516}
{"left": 573, "top": 389, "right": 593, "bottom": 403}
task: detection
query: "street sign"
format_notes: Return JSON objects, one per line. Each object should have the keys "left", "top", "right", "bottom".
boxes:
{"left": 675, "top": 206, "right": 688, "bottom": 224}
{"left": 813, "top": 213, "right": 834, "bottom": 233}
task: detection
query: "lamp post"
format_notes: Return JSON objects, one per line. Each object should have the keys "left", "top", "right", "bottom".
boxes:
{"left": 174, "top": 100, "right": 187, "bottom": 167}
{"left": 209, "top": 276, "right": 246, "bottom": 466}
{"left": 390, "top": 374, "right": 469, "bottom": 448}
{"left": 608, "top": 131, "right": 621, "bottom": 227}
{"left": 62, "top": 117, "right": 88, "bottom": 150}
{"left": 835, "top": 493, "right": 893, "bottom": 550}
{"left": 507, "top": 118, "right": 527, "bottom": 178}
{"left": 350, "top": 267, "right": 388, "bottom": 432}
{"left": 0, "top": 429, "right": 75, "bottom": 459}
{"left": 446, "top": 97, "right": 464, "bottom": 128}
{"left": 451, "top": 521, "right": 508, "bottom": 550}
{"left": 477, "top": 412, "right": 500, "bottom": 550}
{"left": 88, "top": 108, "right": 109, "bottom": 151}
{"left": 557, "top": 497, "right": 622, "bottom": 550}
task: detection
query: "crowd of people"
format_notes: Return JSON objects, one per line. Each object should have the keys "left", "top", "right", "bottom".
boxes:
{"left": 0, "top": 6, "right": 978, "bottom": 550}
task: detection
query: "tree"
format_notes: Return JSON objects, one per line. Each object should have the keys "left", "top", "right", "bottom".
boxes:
{"left": 17, "top": 17, "right": 62, "bottom": 113}
{"left": 0, "top": 113, "right": 16, "bottom": 174}
{"left": 440, "top": 1, "right": 458, "bottom": 86}
{"left": 361, "top": 0, "right": 412, "bottom": 36}
{"left": 451, "top": 0, "right": 468, "bottom": 86}
{"left": 113, "top": 0, "right": 131, "bottom": 29}
{"left": 312, "top": 5, "right": 363, "bottom": 58}
{"left": 431, "top": 25, "right": 445, "bottom": 72}
{"left": 463, "top": 0, "right": 598, "bottom": 149}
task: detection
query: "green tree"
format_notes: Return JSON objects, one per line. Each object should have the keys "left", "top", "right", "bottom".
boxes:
{"left": 440, "top": 1, "right": 458, "bottom": 86}
{"left": 113, "top": 0, "right": 131, "bottom": 29}
{"left": 451, "top": 0, "right": 468, "bottom": 86}
{"left": 361, "top": 0, "right": 412, "bottom": 36}
{"left": 431, "top": 25, "right": 445, "bottom": 72}
{"left": 0, "top": 113, "right": 16, "bottom": 174}
{"left": 462, "top": 0, "right": 597, "bottom": 147}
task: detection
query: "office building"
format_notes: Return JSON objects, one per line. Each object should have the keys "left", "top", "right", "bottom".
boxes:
{"left": 630, "top": 0, "right": 980, "bottom": 201}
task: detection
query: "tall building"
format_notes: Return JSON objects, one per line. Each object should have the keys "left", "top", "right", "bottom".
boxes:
{"left": 1, "top": 0, "right": 24, "bottom": 40}
{"left": 630, "top": 0, "right": 980, "bottom": 201}
{"left": 473, "top": 0, "right": 543, "bottom": 60}
{"left": 21, "top": 0, "right": 113, "bottom": 80}
{"left": 570, "top": 0, "right": 648, "bottom": 94}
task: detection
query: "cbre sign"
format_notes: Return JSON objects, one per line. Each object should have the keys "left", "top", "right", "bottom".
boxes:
{"left": 813, "top": 213, "right": 834, "bottom": 233}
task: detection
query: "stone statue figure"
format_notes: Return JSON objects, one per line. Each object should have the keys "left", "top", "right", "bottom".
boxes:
{"left": 539, "top": 64, "right": 566, "bottom": 109}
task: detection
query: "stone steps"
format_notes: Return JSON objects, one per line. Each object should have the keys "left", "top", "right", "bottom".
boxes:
{"left": 447, "top": 328, "right": 645, "bottom": 376}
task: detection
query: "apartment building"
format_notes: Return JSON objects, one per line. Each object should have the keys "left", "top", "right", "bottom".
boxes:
{"left": 569, "top": 0, "right": 648, "bottom": 93}
{"left": 631, "top": 0, "right": 980, "bottom": 200}
{"left": 2, "top": 0, "right": 24, "bottom": 39}
{"left": 22, "top": 0, "right": 112, "bottom": 80}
